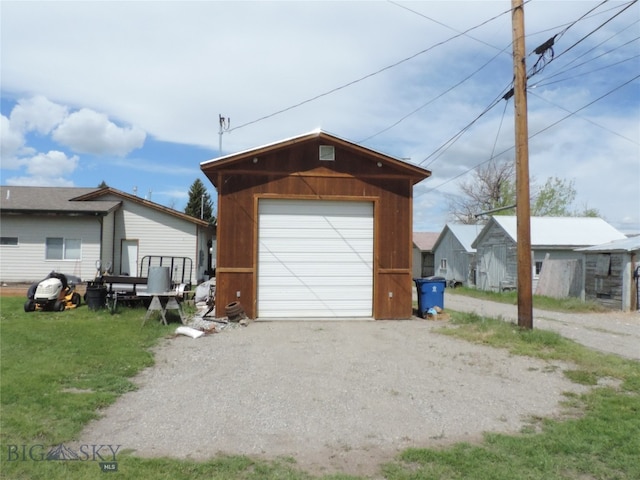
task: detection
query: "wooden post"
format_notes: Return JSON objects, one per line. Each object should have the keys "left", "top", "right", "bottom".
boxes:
{"left": 511, "top": 0, "right": 533, "bottom": 329}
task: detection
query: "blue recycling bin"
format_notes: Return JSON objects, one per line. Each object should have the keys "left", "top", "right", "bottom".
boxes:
{"left": 414, "top": 276, "right": 446, "bottom": 317}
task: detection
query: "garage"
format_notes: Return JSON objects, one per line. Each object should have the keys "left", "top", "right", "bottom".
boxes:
{"left": 258, "top": 199, "right": 373, "bottom": 318}
{"left": 200, "top": 130, "right": 430, "bottom": 320}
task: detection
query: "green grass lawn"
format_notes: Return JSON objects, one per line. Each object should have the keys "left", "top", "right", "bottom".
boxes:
{"left": 447, "top": 286, "right": 609, "bottom": 313}
{"left": 1, "top": 296, "right": 638, "bottom": 479}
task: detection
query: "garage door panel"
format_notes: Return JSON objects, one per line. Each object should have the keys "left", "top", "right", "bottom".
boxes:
{"left": 259, "top": 285, "right": 373, "bottom": 301}
{"left": 260, "top": 261, "right": 372, "bottom": 277}
{"left": 260, "top": 240, "right": 372, "bottom": 255}
{"left": 258, "top": 199, "right": 373, "bottom": 318}
{"left": 260, "top": 299, "right": 374, "bottom": 317}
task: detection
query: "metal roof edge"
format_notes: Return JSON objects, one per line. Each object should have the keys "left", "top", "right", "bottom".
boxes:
{"left": 200, "top": 129, "right": 431, "bottom": 180}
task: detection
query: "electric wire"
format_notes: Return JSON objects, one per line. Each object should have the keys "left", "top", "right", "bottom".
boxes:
{"left": 532, "top": 52, "right": 640, "bottom": 89}
{"left": 387, "top": 0, "right": 513, "bottom": 54}
{"left": 369, "top": 1, "right": 637, "bottom": 161}
{"left": 540, "top": 19, "right": 639, "bottom": 78}
{"left": 419, "top": 83, "right": 512, "bottom": 169}
{"left": 227, "top": 4, "right": 516, "bottom": 134}
{"left": 529, "top": 0, "right": 638, "bottom": 76}
{"left": 414, "top": 73, "right": 640, "bottom": 199}
{"left": 358, "top": 45, "right": 510, "bottom": 143}
{"left": 529, "top": 90, "right": 639, "bottom": 146}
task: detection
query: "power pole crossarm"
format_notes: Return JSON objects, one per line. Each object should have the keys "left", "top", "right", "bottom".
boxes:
{"left": 511, "top": 0, "right": 533, "bottom": 329}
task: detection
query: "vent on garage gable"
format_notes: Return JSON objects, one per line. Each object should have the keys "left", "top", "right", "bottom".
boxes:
{"left": 319, "top": 145, "right": 335, "bottom": 161}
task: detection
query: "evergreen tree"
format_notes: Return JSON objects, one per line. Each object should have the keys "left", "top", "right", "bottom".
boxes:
{"left": 185, "top": 179, "right": 215, "bottom": 224}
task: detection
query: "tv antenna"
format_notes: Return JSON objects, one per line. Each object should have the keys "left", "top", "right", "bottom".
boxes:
{"left": 218, "top": 114, "right": 231, "bottom": 155}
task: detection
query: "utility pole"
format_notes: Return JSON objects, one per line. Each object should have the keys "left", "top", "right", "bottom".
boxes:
{"left": 218, "top": 114, "right": 231, "bottom": 155}
{"left": 511, "top": 0, "right": 533, "bottom": 329}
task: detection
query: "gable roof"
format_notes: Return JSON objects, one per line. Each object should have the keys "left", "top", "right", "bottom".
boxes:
{"left": 0, "top": 186, "right": 210, "bottom": 227}
{"left": 200, "top": 129, "right": 431, "bottom": 188}
{"left": 412, "top": 232, "right": 440, "bottom": 251}
{"left": 0, "top": 186, "right": 121, "bottom": 215}
{"left": 72, "top": 187, "right": 211, "bottom": 227}
{"left": 472, "top": 216, "right": 626, "bottom": 248}
{"left": 576, "top": 235, "right": 640, "bottom": 253}
{"left": 433, "top": 224, "right": 481, "bottom": 253}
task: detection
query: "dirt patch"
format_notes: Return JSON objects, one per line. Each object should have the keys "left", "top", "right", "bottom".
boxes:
{"left": 1, "top": 282, "right": 87, "bottom": 298}
{"left": 0, "top": 283, "right": 31, "bottom": 297}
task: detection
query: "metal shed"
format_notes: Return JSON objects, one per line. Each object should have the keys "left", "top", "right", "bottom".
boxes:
{"left": 577, "top": 236, "right": 640, "bottom": 311}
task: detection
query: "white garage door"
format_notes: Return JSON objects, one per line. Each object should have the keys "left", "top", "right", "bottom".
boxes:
{"left": 258, "top": 199, "right": 373, "bottom": 318}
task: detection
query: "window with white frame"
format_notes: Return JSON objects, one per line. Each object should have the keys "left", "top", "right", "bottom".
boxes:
{"left": 0, "top": 237, "right": 18, "bottom": 246}
{"left": 535, "top": 261, "right": 543, "bottom": 277}
{"left": 440, "top": 258, "right": 447, "bottom": 271}
{"left": 46, "top": 237, "right": 81, "bottom": 260}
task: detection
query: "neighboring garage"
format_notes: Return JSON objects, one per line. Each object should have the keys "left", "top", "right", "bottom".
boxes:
{"left": 201, "top": 130, "right": 430, "bottom": 320}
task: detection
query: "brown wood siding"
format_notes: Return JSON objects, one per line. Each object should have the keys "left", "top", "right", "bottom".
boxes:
{"left": 376, "top": 271, "right": 413, "bottom": 319}
{"left": 204, "top": 136, "right": 425, "bottom": 319}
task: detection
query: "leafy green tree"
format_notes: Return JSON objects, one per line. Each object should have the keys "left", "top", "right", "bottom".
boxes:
{"left": 531, "top": 177, "right": 576, "bottom": 216}
{"left": 185, "top": 179, "right": 215, "bottom": 224}
{"left": 97, "top": 180, "right": 108, "bottom": 188}
{"left": 448, "top": 159, "right": 598, "bottom": 223}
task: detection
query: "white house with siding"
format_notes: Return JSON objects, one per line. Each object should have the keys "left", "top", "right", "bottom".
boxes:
{"left": 472, "top": 216, "right": 626, "bottom": 292}
{"left": 0, "top": 186, "right": 214, "bottom": 285}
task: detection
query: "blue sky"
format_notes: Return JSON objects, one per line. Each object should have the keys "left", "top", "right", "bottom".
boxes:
{"left": 1, "top": 1, "right": 639, "bottom": 233}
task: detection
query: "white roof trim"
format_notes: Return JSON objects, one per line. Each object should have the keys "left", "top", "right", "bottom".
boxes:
{"left": 200, "top": 128, "right": 408, "bottom": 167}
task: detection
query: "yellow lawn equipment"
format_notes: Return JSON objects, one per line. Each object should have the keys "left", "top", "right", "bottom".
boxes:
{"left": 24, "top": 272, "right": 82, "bottom": 312}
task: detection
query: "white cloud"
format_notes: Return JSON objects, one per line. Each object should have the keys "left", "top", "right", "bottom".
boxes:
{"left": 52, "top": 109, "right": 145, "bottom": 156}
{"left": 10, "top": 95, "right": 68, "bottom": 135}
{"left": 0, "top": 114, "right": 25, "bottom": 166}
{"left": 25, "top": 150, "right": 79, "bottom": 177}
{"left": 4, "top": 150, "right": 79, "bottom": 187}
{"left": 1, "top": 1, "right": 638, "bottom": 232}
{"left": 6, "top": 175, "right": 75, "bottom": 187}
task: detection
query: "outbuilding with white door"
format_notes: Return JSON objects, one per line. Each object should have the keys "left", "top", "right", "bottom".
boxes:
{"left": 201, "top": 130, "right": 430, "bottom": 320}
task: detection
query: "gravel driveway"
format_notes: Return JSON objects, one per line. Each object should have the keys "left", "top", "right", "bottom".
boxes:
{"left": 78, "top": 316, "right": 593, "bottom": 477}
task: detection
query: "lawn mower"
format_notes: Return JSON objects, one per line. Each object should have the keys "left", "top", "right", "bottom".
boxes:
{"left": 24, "top": 271, "right": 82, "bottom": 312}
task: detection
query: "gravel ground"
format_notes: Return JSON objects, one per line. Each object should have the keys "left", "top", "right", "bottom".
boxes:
{"left": 77, "top": 315, "right": 593, "bottom": 477}
{"left": 444, "top": 292, "right": 640, "bottom": 360}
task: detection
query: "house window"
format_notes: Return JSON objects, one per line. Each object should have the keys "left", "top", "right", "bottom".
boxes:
{"left": 0, "top": 237, "right": 18, "bottom": 246}
{"left": 440, "top": 258, "right": 447, "bottom": 271}
{"left": 46, "top": 237, "right": 81, "bottom": 260}
{"left": 596, "top": 254, "right": 611, "bottom": 276}
{"left": 535, "top": 261, "right": 543, "bottom": 276}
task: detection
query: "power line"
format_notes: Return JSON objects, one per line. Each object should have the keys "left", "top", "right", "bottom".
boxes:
{"left": 529, "top": 0, "right": 638, "bottom": 76}
{"left": 227, "top": 3, "right": 515, "bottom": 134}
{"left": 419, "top": 84, "right": 512, "bottom": 169}
{"left": 529, "top": 90, "right": 639, "bottom": 146}
{"left": 414, "top": 73, "right": 640, "bottom": 199}
{"left": 358, "top": 45, "right": 510, "bottom": 143}
{"left": 387, "top": 0, "right": 513, "bottom": 54}
{"left": 370, "top": 1, "right": 637, "bottom": 164}
{"left": 532, "top": 52, "right": 640, "bottom": 89}
{"left": 540, "top": 19, "right": 639, "bottom": 77}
